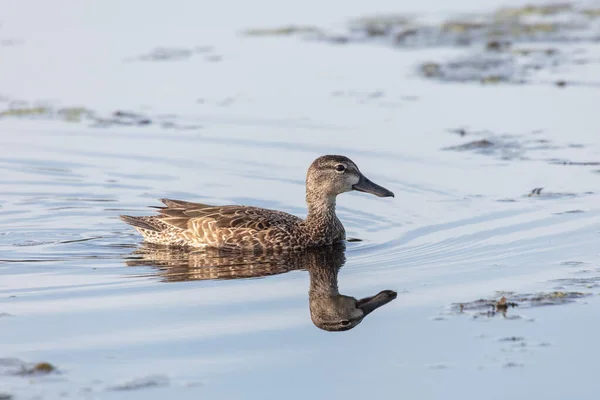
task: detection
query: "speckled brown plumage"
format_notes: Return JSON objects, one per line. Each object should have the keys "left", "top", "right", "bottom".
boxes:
{"left": 125, "top": 243, "right": 397, "bottom": 331}
{"left": 120, "top": 155, "right": 394, "bottom": 250}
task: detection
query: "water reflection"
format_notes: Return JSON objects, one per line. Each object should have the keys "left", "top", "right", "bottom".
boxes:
{"left": 125, "top": 243, "right": 397, "bottom": 331}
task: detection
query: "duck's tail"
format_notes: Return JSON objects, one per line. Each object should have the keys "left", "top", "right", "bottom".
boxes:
{"left": 119, "top": 215, "right": 162, "bottom": 232}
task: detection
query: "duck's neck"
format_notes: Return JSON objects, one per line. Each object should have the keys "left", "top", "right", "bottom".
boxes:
{"left": 305, "top": 194, "right": 338, "bottom": 226}
{"left": 308, "top": 263, "right": 339, "bottom": 297}
{"left": 304, "top": 192, "right": 345, "bottom": 243}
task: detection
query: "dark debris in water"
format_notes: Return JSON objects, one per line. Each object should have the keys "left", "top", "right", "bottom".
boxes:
{"left": 442, "top": 131, "right": 560, "bottom": 161}
{"left": 92, "top": 110, "right": 152, "bottom": 127}
{"left": 451, "top": 291, "right": 591, "bottom": 319}
{"left": 529, "top": 187, "right": 544, "bottom": 196}
{"left": 552, "top": 276, "right": 600, "bottom": 289}
{"left": 503, "top": 361, "right": 525, "bottom": 368}
{"left": 498, "top": 336, "right": 525, "bottom": 342}
{"left": 444, "top": 139, "right": 495, "bottom": 151}
{"left": 526, "top": 187, "right": 593, "bottom": 199}
{"left": 346, "top": 237, "right": 363, "bottom": 242}
{"left": 443, "top": 136, "right": 524, "bottom": 159}
{"left": 560, "top": 260, "right": 586, "bottom": 266}
{"left": 553, "top": 209, "right": 585, "bottom": 214}
{"left": 443, "top": 129, "right": 600, "bottom": 176}
{"left": 548, "top": 159, "right": 600, "bottom": 166}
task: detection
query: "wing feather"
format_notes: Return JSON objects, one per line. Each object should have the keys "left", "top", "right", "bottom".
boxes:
{"left": 153, "top": 200, "right": 301, "bottom": 233}
{"left": 160, "top": 198, "right": 213, "bottom": 209}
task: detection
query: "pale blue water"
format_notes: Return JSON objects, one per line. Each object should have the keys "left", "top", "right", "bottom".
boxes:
{"left": 1, "top": 0, "right": 600, "bottom": 399}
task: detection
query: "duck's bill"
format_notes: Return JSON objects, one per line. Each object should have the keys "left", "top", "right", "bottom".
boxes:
{"left": 352, "top": 175, "right": 395, "bottom": 197}
{"left": 356, "top": 290, "right": 397, "bottom": 316}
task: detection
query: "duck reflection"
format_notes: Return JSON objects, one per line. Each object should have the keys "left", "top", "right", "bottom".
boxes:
{"left": 125, "top": 243, "right": 397, "bottom": 331}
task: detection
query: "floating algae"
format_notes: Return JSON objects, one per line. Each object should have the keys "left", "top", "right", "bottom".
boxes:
{"left": 451, "top": 291, "right": 591, "bottom": 319}
{"left": 245, "top": 2, "right": 600, "bottom": 86}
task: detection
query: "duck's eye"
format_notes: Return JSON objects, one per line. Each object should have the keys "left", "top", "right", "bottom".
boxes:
{"left": 340, "top": 320, "right": 351, "bottom": 326}
{"left": 335, "top": 164, "right": 346, "bottom": 172}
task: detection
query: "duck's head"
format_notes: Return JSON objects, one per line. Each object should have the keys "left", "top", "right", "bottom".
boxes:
{"left": 306, "top": 155, "right": 394, "bottom": 203}
{"left": 310, "top": 290, "right": 398, "bottom": 332}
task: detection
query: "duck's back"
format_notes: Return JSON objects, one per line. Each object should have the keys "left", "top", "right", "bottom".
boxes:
{"left": 120, "top": 198, "right": 305, "bottom": 250}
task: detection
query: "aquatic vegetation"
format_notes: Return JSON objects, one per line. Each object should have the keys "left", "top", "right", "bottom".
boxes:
{"left": 451, "top": 290, "right": 591, "bottom": 319}
{"left": 443, "top": 129, "right": 599, "bottom": 176}
{"left": 108, "top": 375, "right": 170, "bottom": 391}
{"left": 526, "top": 188, "right": 594, "bottom": 199}
{"left": 20, "top": 362, "right": 57, "bottom": 375}
{"left": 125, "top": 46, "right": 220, "bottom": 63}
{"left": 0, "top": 106, "right": 50, "bottom": 118}
{"left": 0, "top": 102, "right": 202, "bottom": 130}
{"left": 445, "top": 139, "right": 495, "bottom": 151}
{"left": 0, "top": 106, "right": 93, "bottom": 123}
{"left": 553, "top": 276, "right": 600, "bottom": 289}
{"left": 243, "top": 25, "right": 322, "bottom": 36}
{"left": 443, "top": 134, "right": 528, "bottom": 160}
{"left": 548, "top": 159, "right": 600, "bottom": 166}
{"left": 494, "top": 3, "right": 574, "bottom": 18}
{"left": 246, "top": 2, "right": 600, "bottom": 86}
{"left": 0, "top": 358, "right": 58, "bottom": 376}
{"left": 581, "top": 8, "right": 600, "bottom": 17}
{"left": 57, "top": 107, "right": 94, "bottom": 122}
{"left": 356, "top": 3, "right": 600, "bottom": 85}
{"left": 348, "top": 14, "right": 413, "bottom": 37}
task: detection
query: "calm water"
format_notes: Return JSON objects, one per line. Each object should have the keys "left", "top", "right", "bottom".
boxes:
{"left": 1, "top": 1, "right": 600, "bottom": 399}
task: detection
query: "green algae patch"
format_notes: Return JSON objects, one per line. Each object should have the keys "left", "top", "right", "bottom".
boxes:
{"left": 349, "top": 15, "right": 414, "bottom": 37}
{"left": 404, "top": 3, "right": 600, "bottom": 85}
{"left": 246, "top": 2, "right": 600, "bottom": 86}
{"left": 243, "top": 25, "right": 322, "bottom": 36}
{"left": 57, "top": 107, "right": 94, "bottom": 123}
{"left": 0, "top": 107, "right": 51, "bottom": 118}
{"left": 0, "top": 99, "right": 202, "bottom": 130}
{"left": 494, "top": 3, "right": 573, "bottom": 18}
{"left": 581, "top": 8, "right": 600, "bottom": 17}
{"left": 0, "top": 105, "right": 93, "bottom": 123}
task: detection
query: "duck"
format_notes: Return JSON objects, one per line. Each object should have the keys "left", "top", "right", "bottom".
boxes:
{"left": 125, "top": 243, "right": 397, "bottom": 331}
{"left": 305, "top": 245, "right": 397, "bottom": 332}
{"left": 120, "top": 155, "right": 394, "bottom": 250}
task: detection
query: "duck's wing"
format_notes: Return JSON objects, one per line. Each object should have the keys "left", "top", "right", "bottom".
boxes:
{"left": 154, "top": 198, "right": 302, "bottom": 231}
{"left": 156, "top": 198, "right": 213, "bottom": 209}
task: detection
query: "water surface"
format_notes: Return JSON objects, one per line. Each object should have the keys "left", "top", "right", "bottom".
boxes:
{"left": 1, "top": 1, "right": 600, "bottom": 399}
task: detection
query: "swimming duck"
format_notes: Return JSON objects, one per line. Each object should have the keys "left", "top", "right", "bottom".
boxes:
{"left": 126, "top": 243, "right": 397, "bottom": 331}
{"left": 120, "top": 155, "right": 394, "bottom": 250}
{"left": 306, "top": 245, "right": 397, "bottom": 332}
